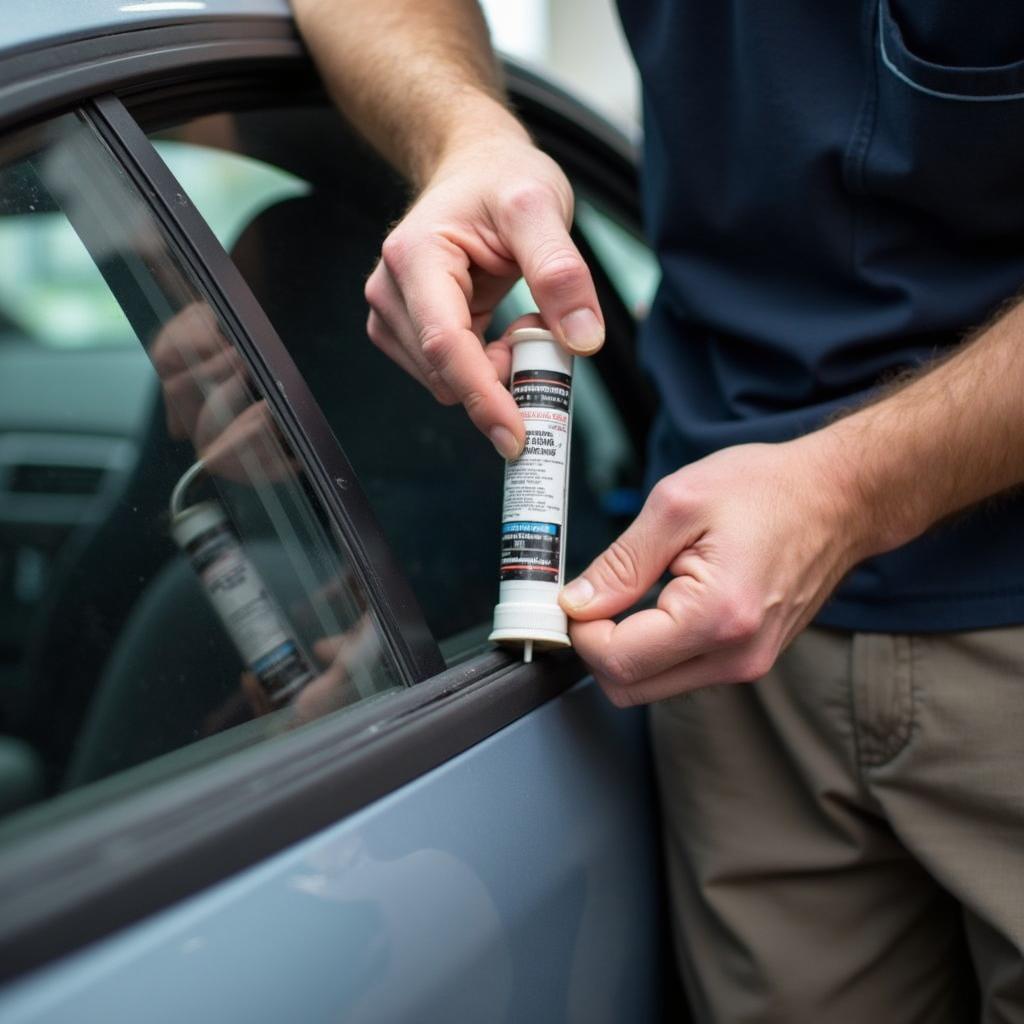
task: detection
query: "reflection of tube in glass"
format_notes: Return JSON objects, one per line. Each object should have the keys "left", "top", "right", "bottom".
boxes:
{"left": 170, "top": 463, "right": 315, "bottom": 705}
{"left": 489, "top": 328, "right": 574, "bottom": 663}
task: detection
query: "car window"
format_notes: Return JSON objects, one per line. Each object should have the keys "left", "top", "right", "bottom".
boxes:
{"left": 152, "top": 107, "right": 649, "bottom": 659}
{"left": 0, "top": 111, "right": 402, "bottom": 839}
{"left": 575, "top": 194, "right": 660, "bottom": 319}
{"left": 0, "top": 168, "right": 135, "bottom": 350}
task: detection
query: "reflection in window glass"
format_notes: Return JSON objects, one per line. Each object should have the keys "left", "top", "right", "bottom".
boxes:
{"left": 0, "top": 178, "right": 135, "bottom": 349}
{"left": 0, "top": 112, "right": 402, "bottom": 841}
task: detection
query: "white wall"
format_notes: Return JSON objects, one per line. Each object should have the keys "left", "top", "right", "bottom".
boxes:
{"left": 480, "top": 0, "right": 639, "bottom": 132}
{"left": 478, "top": 0, "right": 548, "bottom": 61}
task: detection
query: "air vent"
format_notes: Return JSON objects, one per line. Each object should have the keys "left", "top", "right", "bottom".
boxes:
{"left": 7, "top": 463, "right": 106, "bottom": 496}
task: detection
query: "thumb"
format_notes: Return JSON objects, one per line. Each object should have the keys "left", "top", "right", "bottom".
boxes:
{"left": 499, "top": 188, "right": 605, "bottom": 356}
{"left": 559, "top": 497, "right": 681, "bottom": 621}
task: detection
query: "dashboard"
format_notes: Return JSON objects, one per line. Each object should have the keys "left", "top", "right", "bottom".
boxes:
{"left": 0, "top": 342, "right": 154, "bottom": 664}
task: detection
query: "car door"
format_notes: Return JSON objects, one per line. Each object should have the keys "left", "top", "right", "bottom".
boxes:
{"left": 0, "top": 18, "right": 669, "bottom": 1024}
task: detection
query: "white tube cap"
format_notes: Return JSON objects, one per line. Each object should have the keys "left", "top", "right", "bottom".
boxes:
{"left": 509, "top": 326, "right": 559, "bottom": 344}
{"left": 488, "top": 599, "right": 571, "bottom": 649}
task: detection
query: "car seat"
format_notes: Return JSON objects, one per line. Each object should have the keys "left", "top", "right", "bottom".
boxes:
{"left": 14, "top": 396, "right": 198, "bottom": 788}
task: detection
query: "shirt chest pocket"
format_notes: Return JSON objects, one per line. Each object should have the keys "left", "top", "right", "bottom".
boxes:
{"left": 858, "top": 0, "right": 1024, "bottom": 238}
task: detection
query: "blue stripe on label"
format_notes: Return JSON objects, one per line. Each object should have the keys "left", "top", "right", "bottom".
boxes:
{"left": 501, "top": 521, "right": 558, "bottom": 535}
{"left": 251, "top": 641, "right": 295, "bottom": 674}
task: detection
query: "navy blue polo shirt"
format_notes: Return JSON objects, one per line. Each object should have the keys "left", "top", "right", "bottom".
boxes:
{"left": 617, "top": 0, "right": 1024, "bottom": 632}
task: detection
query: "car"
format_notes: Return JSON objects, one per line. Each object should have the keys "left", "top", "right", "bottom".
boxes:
{"left": 0, "top": 3, "right": 672, "bottom": 1020}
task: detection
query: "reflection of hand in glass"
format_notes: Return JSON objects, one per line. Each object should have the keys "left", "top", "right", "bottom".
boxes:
{"left": 241, "top": 614, "right": 380, "bottom": 726}
{"left": 150, "top": 302, "right": 241, "bottom": 438}
{"left": 149, "top": 301, "right": 296, "bottom": 482}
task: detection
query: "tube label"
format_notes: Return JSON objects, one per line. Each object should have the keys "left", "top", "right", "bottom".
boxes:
{"left": 187, "top": 523, "right": 314, "bottom": 701}
{"left": 511, "top": 369, "right": 571, "bottom": 413}
{"left": 500, "top": 369, "right": 571, "bottom": 583}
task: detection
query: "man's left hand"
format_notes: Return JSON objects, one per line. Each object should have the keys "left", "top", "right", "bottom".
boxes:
{"left": 560, "top": 436, "right": 863, "bottom": 706}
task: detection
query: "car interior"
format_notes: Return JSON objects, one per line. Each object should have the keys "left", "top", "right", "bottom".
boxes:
{"left": 0, "top": 100, "right": 653, "bottom": 839}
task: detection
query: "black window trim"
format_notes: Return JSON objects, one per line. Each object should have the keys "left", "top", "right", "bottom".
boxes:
{"left": 85, "top": 92, "right": 445, "bottom": 687}
{"left": 0, "top": 23, "right": 650, "bottom": 983}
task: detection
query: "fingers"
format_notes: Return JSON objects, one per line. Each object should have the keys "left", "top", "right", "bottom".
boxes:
{"left": 150, "top": 302, "right": 241, "bottom": 440}
{"left": 292, "top": 658, "right": 350, "bottom": 725}
{"left": 312, "top": 634, "right": 346, "bottom": 666}
{"left": 570, "top": 564, "right": 763, "bottom": 673}
{"left": 366, "top": 309, "right": 450, "bottom": 397}
{"left": 361, "top": 153, "right": 602, "bottom": 451}
{"left": 589, "top": 648, "right": 751, "bottom": 708}
{"left": 160, "top": 346, "right": 244, "bottom": 440}
{"left": 502, "top": 311, "right": 546, "bottom": 334}
{"left": 368, "top": 236, "right": 524, "bottom": 458}
{"left": 570, "top": 570, "right": 776, "bottom": 707}
{"left": 496, "top": 187, "right": 604, "bottom": 356}
{"left": 194, "top": 372, "right": 252, "bottom": 452}
{"left": 199, "top": 401, "right": 296, "bottom": 484}
{"left": 570, "top": 584, "right": 711, "bottom": 681}
{"left": 560, "top": 477, "right": 702, "bottom": 621}
{"left": 149, "top": 302, "right": 224, "bottom": 374}
{"left": 573, "top": 611, "right": 774, "bottom": 708}
{"left": 485, "top": 312, "right": 544, "bottom": 387}
{"left": 239, "top": 671, "right": 272, "bottom": 717}
{"left": 365, "top": 263, "right": 458, "bottom": 403}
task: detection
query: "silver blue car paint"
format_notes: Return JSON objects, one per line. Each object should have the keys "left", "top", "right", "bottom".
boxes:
{"left": 0, "top": 684, "right": 659, "bottom": 1023}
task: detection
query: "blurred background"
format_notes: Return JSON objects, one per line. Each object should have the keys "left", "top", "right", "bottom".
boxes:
{"left": 480, "top": 0, "right": 640, "bottom": 133}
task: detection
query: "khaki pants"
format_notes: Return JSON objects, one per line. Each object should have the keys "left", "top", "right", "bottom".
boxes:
{"left": 650, "top": 625, "right": 1024, "bottom": 1023}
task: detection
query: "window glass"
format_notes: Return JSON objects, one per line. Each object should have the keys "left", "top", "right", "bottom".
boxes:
{"left": 0, "top": 112, "right": 401, "bottom": 838}
{"left": 0, "top": 165, "right": 135, "bottom": 349}
{"left": 155, "top": 131, "right": 309, "bottom": 250}
{"left": 152, "top": 107, "right": 649, "bottom": 656}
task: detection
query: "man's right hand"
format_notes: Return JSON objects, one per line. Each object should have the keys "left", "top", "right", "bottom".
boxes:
{"left": 363, "top": 126, "right": 604, "bottom": 459}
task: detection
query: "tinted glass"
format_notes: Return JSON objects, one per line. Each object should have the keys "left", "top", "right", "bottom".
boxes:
{"left": 575, "top": 194, "right": 660, "bottom": 318}
{"left": 0, "top": 112, "right": 401, "bottom": 836}
{"left": 153, "top": 107, "right": 648, "bottom": 657}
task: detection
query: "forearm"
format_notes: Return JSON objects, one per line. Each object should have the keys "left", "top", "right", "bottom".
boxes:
{"left": 291, "top": 0, "right": 527, "bottom": 186}
{"left": 816, "top": 296, "right": 1024, "bottom": 560}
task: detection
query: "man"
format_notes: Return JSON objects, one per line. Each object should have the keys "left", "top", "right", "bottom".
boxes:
{"left": 291, "top": 1, "right": 1024, "bottom": 1019}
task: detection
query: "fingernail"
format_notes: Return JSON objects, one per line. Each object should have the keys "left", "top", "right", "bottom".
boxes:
{"left": 490, "top": 425, "right": 521, "bottom": 460}
{"left": 561, "top": 577, "right": 595, "bottom": 610}
{"left": 559, "top": 308, "right": 604, "bottom": 354}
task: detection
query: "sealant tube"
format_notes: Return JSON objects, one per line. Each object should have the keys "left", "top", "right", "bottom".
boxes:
{"left": 170, "top": 462, "right": 316, "bottom": 705}
{"left": 489, "top": 327, "right": 574, "bottom": 657}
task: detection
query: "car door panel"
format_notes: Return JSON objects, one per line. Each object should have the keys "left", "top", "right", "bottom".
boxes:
{"left": 0, "top": 682, "right": 659, "bottom": 1024}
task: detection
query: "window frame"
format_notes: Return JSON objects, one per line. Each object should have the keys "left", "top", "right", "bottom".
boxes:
{"left": 86, "top": 93, "right": 444, "bottom": 686}
{"left": 0, "top": 22, "right": 652, "bottom": 983}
